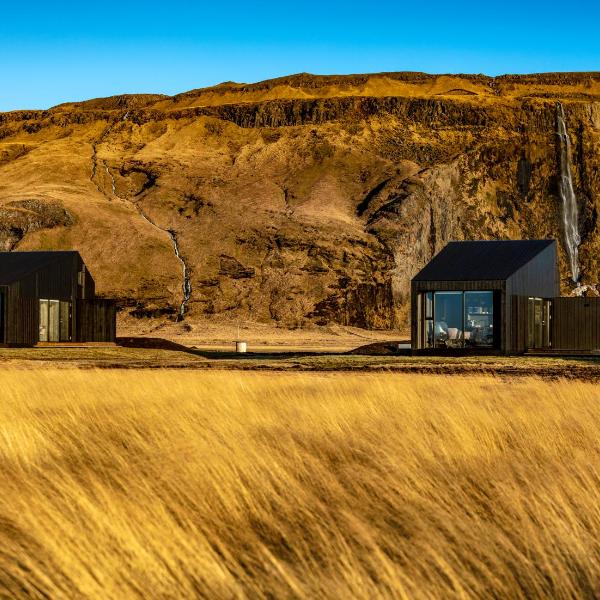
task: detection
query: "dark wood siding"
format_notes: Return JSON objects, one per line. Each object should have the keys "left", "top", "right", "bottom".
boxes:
{"left": 75, "top": 299, "right": 116, "bottom": 342}
{"left": 3, "top": 291, "right": 38, "bottom": 345}
{"left": 552, "top": 298, "right": 600, "bottom": 351}
{"left": 0, "top": 252, "right": 107, "bottom": 345}
{"left": 510, "top": 295, "right": 529, "bottom": 354}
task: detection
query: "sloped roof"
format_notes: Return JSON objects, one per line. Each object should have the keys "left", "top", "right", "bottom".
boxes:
{"left": 0, "top": 251, "right": 80, "bottom": 285}
{"left": 412, "top": 240, "right": 556, "bottom": 282}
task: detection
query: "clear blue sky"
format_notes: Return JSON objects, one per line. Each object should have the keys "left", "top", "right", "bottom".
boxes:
{"left": 1, "top": 0, "right": 598, "bottom": 111}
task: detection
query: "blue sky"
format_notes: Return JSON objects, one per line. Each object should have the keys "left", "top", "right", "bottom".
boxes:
{"left": 1, "top": 0, "right": 598, "bottom": 111}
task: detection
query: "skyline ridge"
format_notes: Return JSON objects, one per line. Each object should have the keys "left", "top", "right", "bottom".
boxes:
{"left": 3, "top": 69, "right": 600, "bottom": 113}
{"left": 1, "top": 0, "right": 598, "bottom": 111}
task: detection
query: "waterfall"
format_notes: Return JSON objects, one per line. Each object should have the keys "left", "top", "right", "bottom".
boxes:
{"left": 137, "top": 209, "right": 192, "bottom": 319}
{"left": 167, "top": 229, "right": 192, "bottom": 318}
{"left": 105, "top": 164, "right": 116, "bottom": 196}
{"left": 89, "top": 110, "right": 192, "bottom": 319}
{"left": 556, "top": 102, "right": 581, "bottom": 283}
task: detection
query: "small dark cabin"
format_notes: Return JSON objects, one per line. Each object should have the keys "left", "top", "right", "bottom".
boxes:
{"left": 0, "top": 251, "right": 116, "bottom": 346}
{"left": 411, "top": 239, "right": 600, "bottom": 354}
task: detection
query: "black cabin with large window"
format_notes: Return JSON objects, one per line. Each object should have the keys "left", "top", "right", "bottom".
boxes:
{"left": 411, "top": 240, "right": 561, "bottom": 354}
{"left": 0, "top": 251, "right": 116, "bottom": 346}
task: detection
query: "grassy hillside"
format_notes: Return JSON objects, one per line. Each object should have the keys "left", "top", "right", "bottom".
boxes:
{"left": 1, "top": 370, "right": 599, "bottom": 597}
{"left": 1, "top": 72, "right": 599, "bottom": 331}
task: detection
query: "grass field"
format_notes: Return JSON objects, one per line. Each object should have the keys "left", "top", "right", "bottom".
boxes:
{"left": 1, "top": 370, "right": 600, "bottom": 598}
{"left": 1, "top": 344, "right": 600, "bottom": 382}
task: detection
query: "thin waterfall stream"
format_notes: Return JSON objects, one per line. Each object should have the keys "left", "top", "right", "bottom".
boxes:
{"left": 167, "top": 229, "right": 192, "bottom": 318}
{"left": 90, "top": 114, "right": 192, "bottom": 318}
{"left": 136, "top": 208, "right": 192, "bottom": 319}
{"left": 556, "top": 102, "right": 581, "bottom": 283}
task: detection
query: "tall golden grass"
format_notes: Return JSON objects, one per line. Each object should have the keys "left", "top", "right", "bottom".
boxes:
{"left": 0, "top": 370, "right": 599, "bottom": 598}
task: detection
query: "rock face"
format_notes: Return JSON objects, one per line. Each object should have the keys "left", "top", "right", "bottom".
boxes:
{"left": 0, "top": 200, "right": 74, "bottom": 251}
{"left": 0, "top": 72, "right": 599, "bottom": 329}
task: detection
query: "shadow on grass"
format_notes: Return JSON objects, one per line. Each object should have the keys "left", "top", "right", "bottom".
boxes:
{"left": 116, "top": 337, "right": 325, "bottom": 361}
{"left": 116, "top": 337, "right": 600, "bottom": 368}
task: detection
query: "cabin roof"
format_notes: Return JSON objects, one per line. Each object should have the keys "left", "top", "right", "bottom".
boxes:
{"left": 0, "top": 251, "right": 81, "bottom": 285}
{"left": 412, "top": 240, "right": 555, "bottom": 282}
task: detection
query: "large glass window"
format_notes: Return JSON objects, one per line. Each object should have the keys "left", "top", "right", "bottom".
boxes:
{"left": 434, "top": 292, "right": 463, "bottom": 348}
{"left": 464, "top": 291, "right": 494, "bottom": 348}
{"left": 418, "top": 290, "right": 496, "bottom": 349}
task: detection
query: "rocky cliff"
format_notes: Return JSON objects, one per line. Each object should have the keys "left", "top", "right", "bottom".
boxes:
{"left": 0, "top": 71, "right": 599, "bottom": 330}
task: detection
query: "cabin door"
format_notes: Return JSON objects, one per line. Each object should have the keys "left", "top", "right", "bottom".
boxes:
{"left": 39, "top": 299, "right": 64, "bottom": 342}
{"left": 527, "top": 297, "right": 551, "bottom": 349}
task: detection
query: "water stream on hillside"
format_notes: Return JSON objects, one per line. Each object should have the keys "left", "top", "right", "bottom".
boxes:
{"left": 91, "top": 114, "right": 192, "bottom": 318}
{"left": 167, "top": 229, "right": 192, "bottom": 317}
{"left": 556, "top": 102, "right": 581, "bottom": 283}
{"left": 137, "top": 208, "right": 192, "bottom": 319}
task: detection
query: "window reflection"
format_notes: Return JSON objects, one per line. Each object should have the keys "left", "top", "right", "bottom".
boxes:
{"left": 419, "top": 290, "right": 495, "bottom": 349}
{"left": 421, "top": 292, "right": 434, "bottom": 348}
{"left": 434, "top": 292, "right": 463, "bottom": 348}
{"left": 464, "top": 291, "right": 494, "bottom": 347}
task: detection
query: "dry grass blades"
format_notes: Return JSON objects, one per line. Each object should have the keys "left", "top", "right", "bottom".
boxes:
{"left": 0, "top": 371, "right": 599, "bottom": 598}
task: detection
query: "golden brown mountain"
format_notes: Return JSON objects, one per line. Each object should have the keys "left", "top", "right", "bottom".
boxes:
{"left": 1, "top": 72, "right": 599, "bottom": 330}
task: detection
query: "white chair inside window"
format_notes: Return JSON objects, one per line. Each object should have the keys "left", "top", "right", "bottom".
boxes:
{"left": 447, "top": 327, "right": 462, "bottom": 340}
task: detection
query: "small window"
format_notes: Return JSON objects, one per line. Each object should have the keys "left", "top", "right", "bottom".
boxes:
{"left": 420, "top": 292, "right": 434, "bottom": 348}
{"left": 78, "top": 267, "right": 87, "bottom": 299}
{"left": 425, "top": 292, "right": 433, "bottom": 318}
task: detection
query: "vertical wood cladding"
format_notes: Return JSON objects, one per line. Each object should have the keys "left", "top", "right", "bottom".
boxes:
{"left": 552, "top": 298, "right": 600, "bottom": 351}
{"left": 75, "top": 300, "right": 116, "bottom": 343}
{"left": 510, "top": 295, "right": 529, "bottom": 354}
{"left": 0, "top": 251, "right": 115, "bottom": 345}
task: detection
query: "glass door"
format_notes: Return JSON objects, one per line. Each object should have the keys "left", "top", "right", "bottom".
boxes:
{"left": 527, "top": 297, "right": 551, "bottom": 349}
{"left": 59, "top": 301, "right": 71, "bottom": 341}
{"left": 39, "top": 299, "right": 49, "bottom": 342}
{"left": 543, "top": 299, "right": 552, "bottom": 348}
{"left": 40, "top": 299, "right": 71, "bottom": 342}
{"left": 48, "top": 300, "right": 60, "bottom": 342}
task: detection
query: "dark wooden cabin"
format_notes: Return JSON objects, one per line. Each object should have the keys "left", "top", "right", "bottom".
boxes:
{"left": 0, "top": 251, "right": 116, "bottom": 346}
{"left": 411, "top": 239, "right": 600, "bottom": 355}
